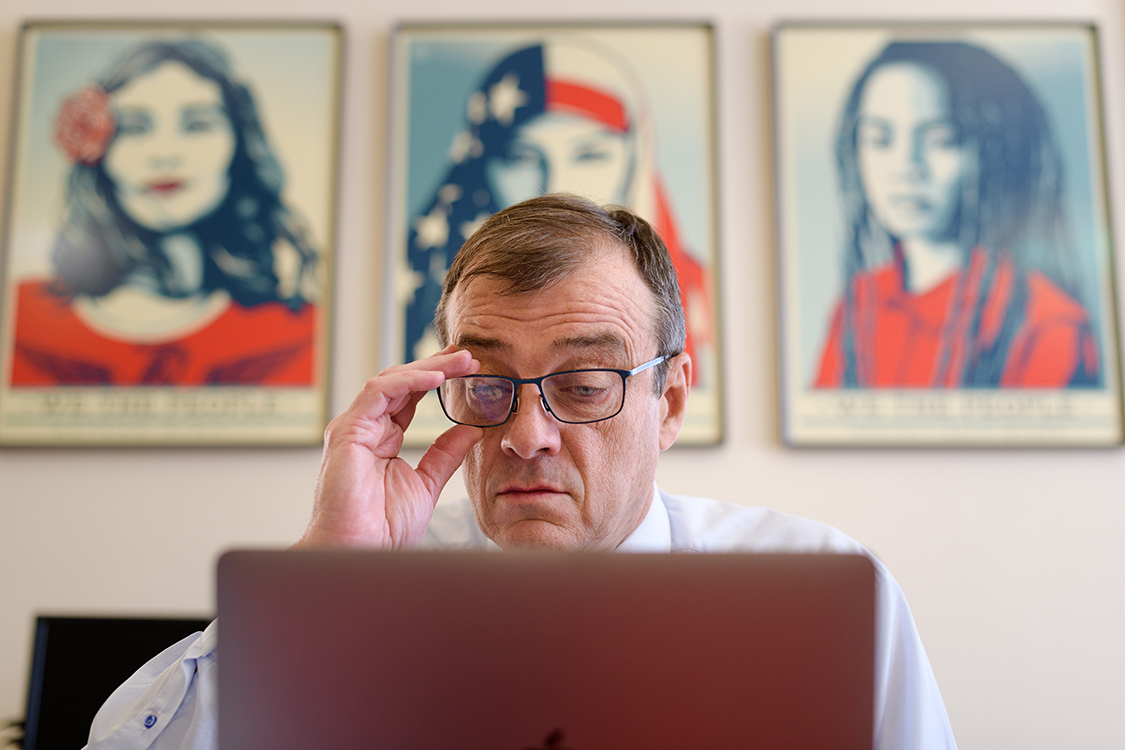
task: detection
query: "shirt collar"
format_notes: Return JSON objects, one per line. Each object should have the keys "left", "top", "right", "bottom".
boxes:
{"left": 615, "top": 484, "right": 672, "bottom": 553}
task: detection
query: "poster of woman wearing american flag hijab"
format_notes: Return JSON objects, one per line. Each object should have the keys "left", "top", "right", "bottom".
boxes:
{"left": 387, "top": 24, "right": 722, "bottom": 445}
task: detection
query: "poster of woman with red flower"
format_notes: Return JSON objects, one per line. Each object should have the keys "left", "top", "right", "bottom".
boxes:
{"left": 0, "top": 22, "right": 342, "bottom": 446}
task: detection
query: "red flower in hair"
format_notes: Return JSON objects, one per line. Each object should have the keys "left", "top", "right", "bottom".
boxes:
{"left": 54, "top": 86, "right": 116, "bottom": 165}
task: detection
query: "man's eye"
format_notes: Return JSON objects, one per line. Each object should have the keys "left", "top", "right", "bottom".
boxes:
{"left": 553, "top": 380, "right": 613, "bottom": 404}
{"left": 471, "top": 384, "right": 508, "bottom": 403}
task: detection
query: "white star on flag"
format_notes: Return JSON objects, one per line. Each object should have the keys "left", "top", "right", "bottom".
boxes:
{"left": 413, "top": 206, "right": 449, "bottom": 249}
{"left": 467, "top": 91, "right": 487, "bottom": 124}
{"left": 438, "top": 183, "right": 463, "bottom": 205}
{"left": 489, "top": 73, "right": 527, "bottom": 125}
{"left": 395, "top": 258, "right": 425, "bottom": 306}
{"left": 448, "top": 130, "right": 480, "bottom": 163}
{"left": 460, "top": 212, "right": 491, "bottom": 241}
{"left": 429, "top": 249, "right": 449, "bottom": 283}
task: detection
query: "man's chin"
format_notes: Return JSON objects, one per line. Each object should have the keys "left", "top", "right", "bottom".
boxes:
{"left": 489, "top": 518, "right": 586, "bottom": 551}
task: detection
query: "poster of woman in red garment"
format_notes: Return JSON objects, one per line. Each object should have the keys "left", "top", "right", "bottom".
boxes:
{"left": 774, "top": 25, "right": 1122, "bottom": 446}
{"left": 0, "top": 23, "right": 341, "bottom": 446}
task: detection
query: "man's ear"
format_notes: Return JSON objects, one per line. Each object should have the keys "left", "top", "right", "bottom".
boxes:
{"left": 658, "top": 352, "right": 691, "bottom": 451}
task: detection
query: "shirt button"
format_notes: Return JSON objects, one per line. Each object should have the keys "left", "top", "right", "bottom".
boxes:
{"left": 144, "top": 714, "right": 158, "bottom": 729}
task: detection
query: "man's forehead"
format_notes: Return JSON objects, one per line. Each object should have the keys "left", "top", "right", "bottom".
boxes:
{"left": 452, "top": 245, "right": 639, "bottom": 305}
{"left": 442, "top": 244, "right": 657, "bottom": 355}
{"left": 453, "top": 330, "right": 630, "bottom": 356}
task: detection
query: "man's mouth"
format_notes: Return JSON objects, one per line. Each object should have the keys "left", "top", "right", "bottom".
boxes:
{"left": 498, "top": 484, "right": 565, "bottom": 496}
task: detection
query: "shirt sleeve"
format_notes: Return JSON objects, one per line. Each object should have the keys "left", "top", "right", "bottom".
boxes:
{"left": 83, "top": 619, "right": 218, "bottom": 750}
{"left": 870, "top": 559, "right": 958, "bottom": 750}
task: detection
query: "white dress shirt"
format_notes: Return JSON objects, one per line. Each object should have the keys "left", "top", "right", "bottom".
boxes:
{"left": 84, "top": 487, "right": 957, "bottom": 749}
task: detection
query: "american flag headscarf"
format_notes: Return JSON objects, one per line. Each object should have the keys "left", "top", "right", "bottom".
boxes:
{"left": 403, "top": 40, "right": 712, "bottom": 383}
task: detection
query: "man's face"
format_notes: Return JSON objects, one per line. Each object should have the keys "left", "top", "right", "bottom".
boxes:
{"left": 444, "top": 242, "right": 687, "bottom": 550}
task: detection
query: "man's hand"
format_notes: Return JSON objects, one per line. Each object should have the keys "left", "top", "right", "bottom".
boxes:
{"left": 294, "top": 347, "right": 484, "bottom": 549}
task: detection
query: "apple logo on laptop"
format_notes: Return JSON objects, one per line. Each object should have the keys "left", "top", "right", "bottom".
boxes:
{"left": 521, "top": 728, "right": 571, "bottom": 750}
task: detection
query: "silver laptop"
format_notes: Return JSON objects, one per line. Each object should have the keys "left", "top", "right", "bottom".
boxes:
{"left": 217, "top": 549, "right": 875, "bottom": 749}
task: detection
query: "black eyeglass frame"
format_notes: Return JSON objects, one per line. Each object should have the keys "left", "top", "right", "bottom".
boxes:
{"left": 436, "top": 355, "right": 671, "bottom": 428}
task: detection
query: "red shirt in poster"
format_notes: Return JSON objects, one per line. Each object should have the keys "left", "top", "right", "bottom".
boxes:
{"left": 10, "top": 281, "right": 316, "bottom": 386}
{"left": 814, "top": 249, "right": 1099, "bottom": 388}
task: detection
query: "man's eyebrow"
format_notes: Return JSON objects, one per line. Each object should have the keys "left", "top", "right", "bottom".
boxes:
{"left": 551, "top": 332, "right": 629, "bottom": 356}
{"left": 454, "top": 333, "right": 511, "bottom": 352}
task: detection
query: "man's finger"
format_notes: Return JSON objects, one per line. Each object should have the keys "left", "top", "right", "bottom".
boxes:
{"left": 415, "top": 424, "right": 485, "bottom": 498}
{"left": 375, "top": 347, "right": 477, "bottom": 380}
{"left": 389, "top": 388, "right": 431, "bottom": 433}
{"left": 337, "top": 350, "right": 478, "bottom": 433}
{"left": 344, "top": 367, "right": 454, "bottom": 425}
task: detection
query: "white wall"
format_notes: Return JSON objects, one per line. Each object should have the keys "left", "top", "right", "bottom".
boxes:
{"left": 1, "top": 0, "right": 1123, "bottom": 748}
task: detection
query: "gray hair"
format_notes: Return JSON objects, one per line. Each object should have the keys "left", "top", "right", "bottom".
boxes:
{"left": 433, "top": 194, "right": 686, "bottom": 391}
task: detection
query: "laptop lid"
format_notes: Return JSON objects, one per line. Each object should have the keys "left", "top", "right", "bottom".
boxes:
{"left": 217, "top": 549, "right": 874, "bottom": 750}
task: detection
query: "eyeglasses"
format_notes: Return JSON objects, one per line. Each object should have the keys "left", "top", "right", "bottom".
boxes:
{"left": 437, "top": 355, "right": 669, "bottom": 428}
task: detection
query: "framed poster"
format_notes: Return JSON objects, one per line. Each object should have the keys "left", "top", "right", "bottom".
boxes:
{"left": 0, "top": 21, "right": 342, "bottom": 446}
{"left": 773, "top": 22, "right": 1124, "bottom": 447}
{"left": 386, "top": 22, "right": 723, "bottom": 445}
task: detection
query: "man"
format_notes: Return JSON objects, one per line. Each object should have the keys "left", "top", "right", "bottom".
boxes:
{"left": 85, "top": 195, "right": 957, "bottom": 749}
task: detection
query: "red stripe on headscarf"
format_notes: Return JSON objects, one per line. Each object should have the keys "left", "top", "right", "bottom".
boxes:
{"left": 653, "top": 180, "right": 708, "bottom": 385}
{"left": 545, "top": 79, "right": 628, "bottom": 132}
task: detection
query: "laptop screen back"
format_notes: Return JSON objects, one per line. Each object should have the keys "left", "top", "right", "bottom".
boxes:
{"left": 218, "top": 549, "right": 874, "bottom": 750}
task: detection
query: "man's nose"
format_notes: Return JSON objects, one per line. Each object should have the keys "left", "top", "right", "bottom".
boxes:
{"left": 500, "top": 385, "right": 562, "bottom": 459}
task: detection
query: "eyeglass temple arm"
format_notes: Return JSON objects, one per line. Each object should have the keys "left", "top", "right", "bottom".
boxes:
{"left": 627, "top": 354, "right": 669, "bottom": 376}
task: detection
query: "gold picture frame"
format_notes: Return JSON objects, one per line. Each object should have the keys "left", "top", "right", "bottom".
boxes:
{"left": 773, "top": 22, "right": 1124, "bottom": 447}
{"left": 0, "top": 21, "right": 343, "bottom": 446}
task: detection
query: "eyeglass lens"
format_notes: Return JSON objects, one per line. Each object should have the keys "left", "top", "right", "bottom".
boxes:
{"left": 439, "top": 371, "right": 625, "bottom": 427}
